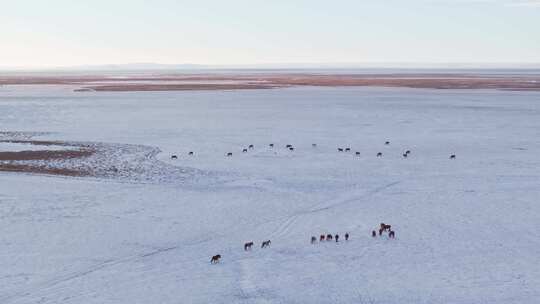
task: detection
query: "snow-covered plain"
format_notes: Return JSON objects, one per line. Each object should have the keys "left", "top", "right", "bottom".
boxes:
{"left": 0, "top": 142, "right": 79, "bottom": 152}
{"left": 1, "top": 85, "right": 539, "bottom": 304}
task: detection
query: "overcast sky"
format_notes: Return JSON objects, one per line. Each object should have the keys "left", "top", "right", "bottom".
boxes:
{"left": 1, "top": 0, "right": 540, "bottom": 68}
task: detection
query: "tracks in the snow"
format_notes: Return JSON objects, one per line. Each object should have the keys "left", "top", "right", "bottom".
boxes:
{"left": 271, "top": 180, "right": 401, "bottom": 239}
{"left": 231, "top": 180, "right": 402, "bottom": 303}
{"left": 0, "top": 236, "right": 217, "bottom": 304}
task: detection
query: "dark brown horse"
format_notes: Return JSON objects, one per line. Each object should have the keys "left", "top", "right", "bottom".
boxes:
{"left": 372, "top": 230, "right": 376, "bottom": 237}
{"left": 243, "top": 148, "right": 248, "bottom": 153}
{"left": 311, "top": 236, "right": 317, "bottom": 244}
{"left": 171, "top": 155, "right": 178, "bottom": 160}
{"left": 210, "top": 254, "right": 221, "bottom": 263}
{"left": 338, "top": 148, "right": 344, "bottom": 152}
{"left": 261, "top": 240, "right": 271, "bottom": 248}
{"left": 320, "top": 234, "right": 325, "bottom": 241}
{"left": 244, "top": 242, "right": 254, "bottom": 251}
{"left": 345, "top": 233, "right": 349, "bottom": 241}
{"left": 450, "top": 154, "right": 456, "bottom": 159}
{"left": 249, "top": 145, "right": 254, "bottom": 149}
{"left": 188, "top": 151, "right": 194, "bottom": 156}
{"left": 326, "top": 234, "right": 333, "bottom": 241}
{"left": 389, "top": 231, "right": 395, "bottom": 238}
{"left": 377, "top": 152, "right": 383, "bottom": 157}
{"left": 380, "top": 223, "right": 391, "bottom": 231}
{"left": 227, "top": 152, "right": 233, "bottom": 157}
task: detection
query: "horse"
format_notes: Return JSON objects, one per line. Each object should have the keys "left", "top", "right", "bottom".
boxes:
{"left": 338, "top": 148, "right": 344, "bottom": 152}
{"left": 403, "top": 153, "right": 408, "bottom": 158}
{"left": 210, "top": 254, "right": 221, "bottom": 263}
{"left": 243, "top": 149, "right": 248, "bottom": 153}
{"left": 355, "top": 152, "right": 361, "bottom": 156}
{"left": 286, "top": 144, "right": 292, "bottom": 148}
{"left": 311, "top": 236, "right": 317, "bottom": 244}
{"left": 320, "top": 234, "right": 325, "bottom": 241}
{"left": 227, "top": 152, "right": 233, "bottom": 157}
{"left": 385, "top": 141, "right": 390, "bottom": 145}
{"left": 377, "top": 152, "right": 383, "bottom": 157}
{"left": 312, "top": 144, "right": 317, "bottom": 148}
{"left": 171, "top": 155, "right": 178, "bottom": 160}
{"left": 450, "top": 154, "right": 456, "bottom": 159}
{"left": 249, "top": 145, "right": 254, "bottom": 149}
{"left": 372, "top": 230, "right": 377, "bottom": 237}
{"left": 261, "top": 240, "right": 271, "bottom": 248}
{"left": 269, "top": 144, "right": 274, "bottom": 148}
{"left": 188, "top": 151, "right": 194, "bottom": 156}
{"left": 326, "top": 234, "right": 333, "bottom": 241}
{"left": 380, "top": 223, "right": 391, "bottom": 231}
{"left": 379, "top": 228, "right": 384, "bottom": 236}
{"left": 345, "top": 148, "right": 351, "bottom": 152}
{"left": 345, "top": 233, "right": 349, "bottom": 241}
{"left": 389, "top": 231, "right": 395, "bottom": 238}
{"left": 244, "top": 242, "right": 254, "bottom": 251}
{"left": 289, "top": 147, "right": 294, "bottom": 151}
{"left": 335, "top": 234, "right": 339, "bottom": 242}
{"left": 405, "top": 150, "right": 411, "bottom": 155}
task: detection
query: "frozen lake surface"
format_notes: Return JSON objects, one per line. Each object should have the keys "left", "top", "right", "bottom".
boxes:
{"left": 1, "top": 85, "right": 539, "bottom": 303}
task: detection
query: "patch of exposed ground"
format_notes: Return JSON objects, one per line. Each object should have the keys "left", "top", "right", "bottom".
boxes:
{"left": 0, "top": 149, "right": 94, "bottom": 161}
{"left": 0, "top": 134, "right": 209, "bottom": 183}
{"left": 1, "top": 139, "right": 95, "bottom": 177}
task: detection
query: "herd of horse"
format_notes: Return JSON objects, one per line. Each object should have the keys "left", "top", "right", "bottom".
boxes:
{"left": 204, "top": 142, "right": 453, "bottom": 264}
{"left": 210, "top": 239, "right": 272, "bottom": 264}
{"left": 311, "top": 232, "right": 349, "bottom": 244}
{"left": 170, "top": 142, "right": 457, "bottom": 160}
{"left": 373, "top": 223, "right": 395, "bottom": 238}
{"left": 243, "top": 240, "right": 272, "bottom": 251}
{"left": 171, "top": 141, "right": 456, "bottom": 160}
{"left": 211, "top": 224, "right": 396, "bottom": 264}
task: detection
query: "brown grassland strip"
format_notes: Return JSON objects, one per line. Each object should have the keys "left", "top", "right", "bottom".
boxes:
{"left": 0, "top": 164, "right": 90, "bottom": 177}
{"left": 0, "top": 140, "right": 95, "bottom": 176}
{"left": 2, "top": 74, "right": 540, "bottom": 91}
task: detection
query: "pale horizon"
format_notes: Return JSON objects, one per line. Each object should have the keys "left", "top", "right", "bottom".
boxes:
{"left": 4, "top": 61, "right": 540, "bottom": 70}
{"left": 2, "top": 0, "right": 540, "bottom": 69}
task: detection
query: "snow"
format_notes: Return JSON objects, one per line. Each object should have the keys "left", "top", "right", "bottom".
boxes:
{"left": 1, "top": 85, "right": 539, "bottom": 303}
{"left": 0, "top": 142, "right": 79, "bottom": 152}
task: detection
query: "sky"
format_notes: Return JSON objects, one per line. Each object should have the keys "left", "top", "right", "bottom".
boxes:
{"left": 1, "top": 0, "right": 540, "bottom": 68}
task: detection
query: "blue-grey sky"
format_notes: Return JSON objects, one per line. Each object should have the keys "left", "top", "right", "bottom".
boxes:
{"left": 2, "top": 0, "right": 540, "bottom": 68}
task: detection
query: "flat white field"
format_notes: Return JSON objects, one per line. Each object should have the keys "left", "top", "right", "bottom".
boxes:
{"left": 1, "top": 85, "right": 539, "bottom": 304}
